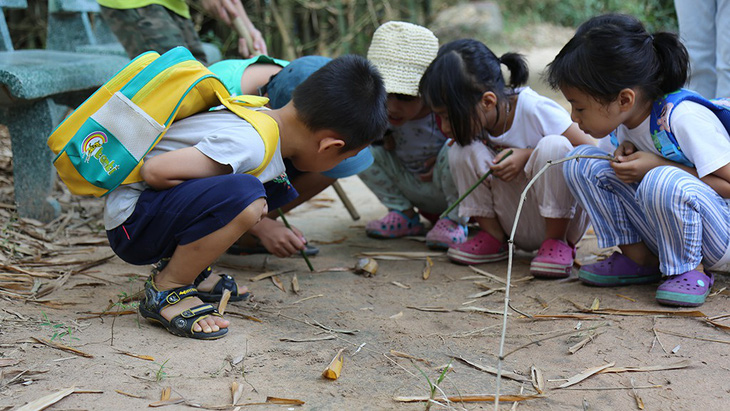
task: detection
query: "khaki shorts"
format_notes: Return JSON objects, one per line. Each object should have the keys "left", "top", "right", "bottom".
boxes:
{"left": 99, "top": 4, "right": 207, "bottom": 64}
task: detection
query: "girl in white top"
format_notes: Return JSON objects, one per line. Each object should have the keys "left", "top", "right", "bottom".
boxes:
{"left": 419, "top": 39, "right": 594, "bottom": 277}
{"left": 547, "top": 14, "right": 730, "bottom": 307}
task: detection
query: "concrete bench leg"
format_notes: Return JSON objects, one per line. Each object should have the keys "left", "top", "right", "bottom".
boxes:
{"left": 1, "top": 99, "right": 62, "bottom": 222}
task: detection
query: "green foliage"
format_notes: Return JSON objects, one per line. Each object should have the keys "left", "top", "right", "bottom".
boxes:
{"left": 39, "top": 311, "right": 79, "bottom": 343}
{"left": 498, "top": 0, "right": 677, "bottom": 32}
{"left": 415, "top": 360, "right": 452, "bottom": 411}
{"left": 111, "top": 275, "right": 141, "bottom": 312}
{"left": 154, "top": 359, "right": 170, "bottom": 382}
{"left": 193, "top": 0, "right": 434, "bottom": 59}
{"left": 6, "top": 0, "right": 677, "bottom": 59}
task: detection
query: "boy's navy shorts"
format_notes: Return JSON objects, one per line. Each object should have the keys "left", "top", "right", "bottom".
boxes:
{"left": 107, "top": 174, "right": 266, "bottom": 265}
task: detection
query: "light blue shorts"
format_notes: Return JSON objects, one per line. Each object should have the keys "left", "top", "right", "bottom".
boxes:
{"left": 208, "top": 56, "right": 289, "bottom": 95}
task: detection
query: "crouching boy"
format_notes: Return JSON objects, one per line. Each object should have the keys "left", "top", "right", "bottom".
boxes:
{"left": 105, "top": 55, "right": 387, "bottom": 339}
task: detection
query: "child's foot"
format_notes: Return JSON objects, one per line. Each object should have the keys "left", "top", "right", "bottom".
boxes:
{"left": 139, "top": 276, "right": 229, "bottom": 339}
{"left": 425, "top": 218, "right": 468, "bottom": 250}
{"left": 160, "top": 293, "right": 229, "bottom": 333}
{"left": 154, "top": 260, "right": 249, "bottom": 303}
{"left": 365, "top": 210, "right": 426, "bottom": 238}
{"left": 656, "top": 270, "right": 713, "bottom": 307}
{"left": 447, "top": 231, "right": 508, "bottom": 265}
{"left": 530, "top": 238, "right": 575, "bottom": 278}
{"left": 578, "top": 251, "right": 661, "bottom": 286}
{"left": 196, "top": 273, "right": 251, "bottom": 302}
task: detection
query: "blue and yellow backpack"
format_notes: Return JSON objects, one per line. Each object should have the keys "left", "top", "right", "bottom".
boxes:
{"left": 47, "top": 46, "right": 279, "bottom": 197}
{"left": 610, "top": 88, "right": 730, "bottom": 167}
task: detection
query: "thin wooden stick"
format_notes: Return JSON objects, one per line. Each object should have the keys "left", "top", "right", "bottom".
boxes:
{"left": 277, "top": 208, "right": 314, "bottom": 272}
{"left": 440, "top": 150, "right": 514, "bottom": 219}
{"left": 331, "top": 181, "right": 360, "bottom": 221}
{"left": 494, "top": 153, "right": 615, "bottom": 410}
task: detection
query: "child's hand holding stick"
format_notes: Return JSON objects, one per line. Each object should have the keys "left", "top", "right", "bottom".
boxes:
{"left": 440, "top": 149, "right": 514, "bottom": 219}
{"left": 277, "top": 208, "right": 314, "bottom": 272}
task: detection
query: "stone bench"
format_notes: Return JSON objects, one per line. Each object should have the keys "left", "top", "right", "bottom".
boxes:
{"left": 0, "top": 0, "right": 129, "bottom": 221}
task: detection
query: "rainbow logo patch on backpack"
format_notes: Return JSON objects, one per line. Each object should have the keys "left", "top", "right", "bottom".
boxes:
{"left": 80, "top": 131, "right": 120, "bottom": 175}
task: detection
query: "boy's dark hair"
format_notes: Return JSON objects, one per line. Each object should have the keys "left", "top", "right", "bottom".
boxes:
{"left": 546, "top": 13, "right": 689, "bottom": 106}
{"left": 419, "top": 39, "right": 528, "bottom": 146}
{"left": 292, "top": 54, "right": 387, "bottom": 151}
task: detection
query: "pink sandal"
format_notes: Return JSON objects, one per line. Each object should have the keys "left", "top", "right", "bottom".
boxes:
{"left": 530, "top": 239, "right": 575, "bottom": 278}
{"left": 366, "top": 211, "right": 425, "bottom": 238}
{"left": 447, "top": 231, "right": 507, "bottom": 265}
{"left": 425, "top": 218, "right": 468, "bottom": 250}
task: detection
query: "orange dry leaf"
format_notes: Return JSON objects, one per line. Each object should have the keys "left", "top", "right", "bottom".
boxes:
{"left": 322, "top": 348, "right": 345, "bottom": 380}
{"left": 266, "top": 396, "right": 305, "bottom": 405}
{"left": 271, "top": 275, "right": 286, "bottom": 292}
{"left": 422, "top": 256, "right": 433, "bottom": 280}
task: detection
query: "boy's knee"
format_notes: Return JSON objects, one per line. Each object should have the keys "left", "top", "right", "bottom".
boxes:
{"left": 234, "top": 197, "right": 268, "bottom": 226}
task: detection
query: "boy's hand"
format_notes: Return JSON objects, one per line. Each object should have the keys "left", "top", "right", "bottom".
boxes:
{"left": 489, "top": 148, "right": 531, "bottom": 182}
{"left": 249, "top": 217, "right": 306, "bottom": 258}
{"left": 417, "top": 157, "right": 437, "bottom": 182}
{"left": 611, "top": 151, "right": 665, "bottom": 183}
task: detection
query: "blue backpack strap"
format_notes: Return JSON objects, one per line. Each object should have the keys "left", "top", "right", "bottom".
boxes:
{"left": 609, "top": 131, "right": 618, "bottom": 148}
{"left": 650, "top": 88, "right": 730, "bottom": 168}
{"left": 650, "top": 89, "right": 694, "bottom": 167}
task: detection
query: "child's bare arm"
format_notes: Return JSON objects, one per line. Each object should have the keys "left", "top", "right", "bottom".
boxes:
{"left": 141, "top": 147, "right": 232, "bottom": 190}
{"left": 562, "top": 123, "right": 595, "bottom": 146}
{"left": 702, "top": 163, "right": 730, "bottom": 198}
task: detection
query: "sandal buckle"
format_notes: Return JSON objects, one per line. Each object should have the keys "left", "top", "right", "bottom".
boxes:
{"left": 166, "top": 292, "right": 181, "bottom": 305}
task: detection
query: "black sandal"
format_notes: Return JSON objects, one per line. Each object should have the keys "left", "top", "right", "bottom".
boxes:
{"left": 152, "top": 260, "right": 250, "bottom": 303}
{"left": 139, "top": 276, "right": 228, "bottom": 340}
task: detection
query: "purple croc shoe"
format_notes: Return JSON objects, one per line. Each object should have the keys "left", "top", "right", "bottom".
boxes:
{"left": 656, "top": 270, "right": 714, "bottom": 307}
{"left": 578, "top": 251, "right": 661, "bottom": 286}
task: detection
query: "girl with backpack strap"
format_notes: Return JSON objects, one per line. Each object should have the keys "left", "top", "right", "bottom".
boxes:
{"left": 547, "top": 14, "right": 730, "bottom": 307}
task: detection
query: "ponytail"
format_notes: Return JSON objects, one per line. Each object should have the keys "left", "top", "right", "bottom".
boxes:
{"left": 499, "top": 52, "right": 529, "bottom": 89}
{"left": 547, "top": 14, "right": 689, "bottom": 104}
{"left": 420, "top": 39, "right": 530, "bottom": 145}
{"left": 652, "top": 31, "right": 689, "bottom": 95}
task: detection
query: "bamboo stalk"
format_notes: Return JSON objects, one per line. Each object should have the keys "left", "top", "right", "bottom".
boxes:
{"left": 232, "top": 17, "right": 259, "bottom": 56}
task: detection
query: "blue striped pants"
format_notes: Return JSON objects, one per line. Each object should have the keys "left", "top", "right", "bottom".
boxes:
{"left": 563, "top": 145, "right": 730, "bottom": 275}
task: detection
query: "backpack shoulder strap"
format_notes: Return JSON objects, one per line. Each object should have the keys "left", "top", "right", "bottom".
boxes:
{"left": 650, "top": 89, "right": 697, "bottom": 167}
{"left": 216, "top": 92, "right": 280, "bottom": 177}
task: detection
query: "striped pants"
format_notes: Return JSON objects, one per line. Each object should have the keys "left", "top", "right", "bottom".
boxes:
{"left": 564, "top": 145, "right": 730, "bottom": 275}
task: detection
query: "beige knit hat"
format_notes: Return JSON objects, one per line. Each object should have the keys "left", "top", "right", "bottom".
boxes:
{"left": 367, "top": 21, "right": 439, "bottom": 96}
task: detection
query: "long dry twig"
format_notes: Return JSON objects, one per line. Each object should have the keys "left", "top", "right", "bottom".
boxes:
{"left": 494, "top": 154, "right": 614, "bottom": 409}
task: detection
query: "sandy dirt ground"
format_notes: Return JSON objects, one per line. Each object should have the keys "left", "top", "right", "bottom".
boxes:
{"left": 2, "top": 46, "right": 730, "bottom": 411}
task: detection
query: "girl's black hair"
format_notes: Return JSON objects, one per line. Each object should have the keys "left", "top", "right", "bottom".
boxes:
{"left": 419, "top": 39, "right": 529, "bottom": 146}
{"left": 546, "top": 14, "right": 688, "bottom": 105}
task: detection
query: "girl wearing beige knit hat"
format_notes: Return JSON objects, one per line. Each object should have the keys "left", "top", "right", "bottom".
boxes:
{"left": 359, "top": 21, "right": 469, "bottom": 249}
